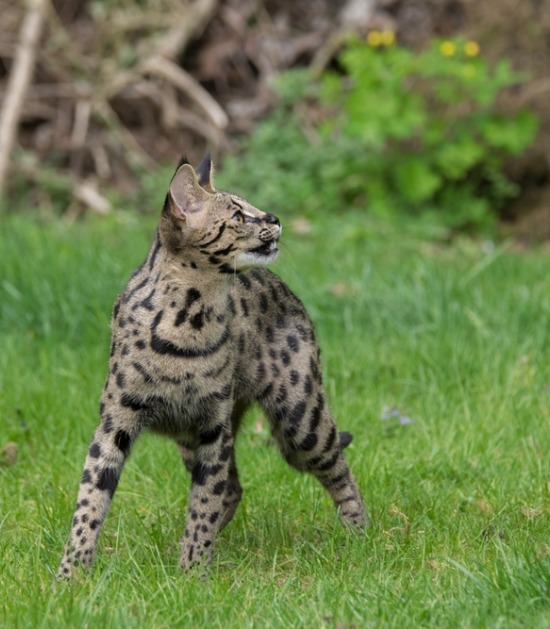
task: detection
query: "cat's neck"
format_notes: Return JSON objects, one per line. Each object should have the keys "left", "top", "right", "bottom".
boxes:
{"left": 147, "top": 234, "right": 237, "bottom": 312}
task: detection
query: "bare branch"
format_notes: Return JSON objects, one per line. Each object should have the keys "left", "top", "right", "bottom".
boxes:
{"left": 144, "top": 56, "right": 228, "bottom": 129}
{"left": 0, "top": 0, "right": 48, "bottom": 197}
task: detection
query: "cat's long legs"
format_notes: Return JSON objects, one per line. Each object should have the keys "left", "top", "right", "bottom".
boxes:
{"left": 178, "top": 440, "right": 241, "bottom": 533}
{"left": 263, "top": 391, "right": 367, "bottom": 531}
{"left": 179, "top": 402, "right": 239, "bottom": 570}
{"left": 177, "top": 400, "right": 248, "bottom": 533}
{"left": 57, "top": 405, "right": 141, "bottom": 578}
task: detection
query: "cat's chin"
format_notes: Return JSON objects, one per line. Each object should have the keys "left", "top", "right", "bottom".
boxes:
{"left": 235, "top": 249, "right": 279, "bottom": 268}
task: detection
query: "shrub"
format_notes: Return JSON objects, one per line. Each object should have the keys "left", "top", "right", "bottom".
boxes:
{"left": 220, "top": 35, "right": 538, "bottom": 232}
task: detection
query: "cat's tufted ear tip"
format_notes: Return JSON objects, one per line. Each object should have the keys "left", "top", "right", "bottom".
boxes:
{"left": 195, "top": 152, "right": 215, "bottom": 193}
{"left": 176, "top": 155, "right": 191, "bottom": 169}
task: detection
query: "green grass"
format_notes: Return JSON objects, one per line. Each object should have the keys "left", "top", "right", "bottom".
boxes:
{"left": 1, "top": 204, "right": 549, "bottom": 628}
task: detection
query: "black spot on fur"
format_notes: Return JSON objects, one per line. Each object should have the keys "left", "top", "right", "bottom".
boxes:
{"left": 218, "top": 263, "right": 238, "bottom": 274}
{"left": 186, "top": 288, "right": 201, "bottom": 306}
{"left": 96, "top": 467, "right": 120, "bottom": 498}
{"left": 198, "top": 424, "right": 223, "bottom": 446}
{"left": 148, "top": 234, "right": 162, "bottom": 270}
{"left": 213, "top": 480, "right": 226, "bottom": 495}
{"left": 175, "top": 309, "right": 188, "bottom": 326}
{"left": 323, "top": 426, "right": 337, "bottom": 453}
{"left": 114, "top": 429, "right": 131, "bottom": 455}
{"left": 120, "top": 393, "right": 147, "bottom": 412}
{"left": 200, "top": 223, "right": 226, "bottom": 248}
{"left": 102, "top": 415, "right": 113, "bottom": 434}
{"left": 287, "top": 335, "right": 299, "bottom": 353}
{"left": 122, "top": 276, "right": 148, "bottom": 304}
{"left": 214, "top": 384, "right": 232, "bottom": 401}
{"left": 214, "top": 244, "right": 235, "bottom": 256}
{"left": 275, "top": 385, "right": 287, "bottom": 404}
{"left": 219, "top": 445, "right": 232, "bottom": 462}
{"left": 269, "top": 284, "right": 279, "bottom": 303}
{"left": 317, "top": 450, "right": 340, "bottom": 472}
{"left": 81, "top": 469, "right": 92, "bottom": 484}
{"left": 259, "top": 382, "right": 274, "bottom": 399}
{"left": 298, "top": 432, "right": 318, "bottom": 451}
{"left": 140, "top": 289, "right": 156, "bottom": 310}
{"left": 192, "top": 463, "right": 223, "bottom": 486}
{"left": 190, "top": 311, "right": 204, "bottom": 330}
{"left": 259, "top": 293, "right": 269, "bottom": 313}
{"left": 238, "top": 274, "right": 251, "bottom": 290}
{"left": 288, "top": 400, "right": 307, "bottom": 425}
{"left": 310, "top": 398, "right": 323, "bottom": 432}
{"left": 238, "top": 333, "right": 246, "bottom": 353}
{"left": 88, "top": 443, "right": 101, "bottom": 459}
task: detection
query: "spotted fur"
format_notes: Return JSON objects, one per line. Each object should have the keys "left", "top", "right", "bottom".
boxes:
{"left": 58, "top": 156, "right": 367, "bottom": 578}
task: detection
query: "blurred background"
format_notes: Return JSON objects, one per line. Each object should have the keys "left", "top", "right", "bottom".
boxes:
{"left": 1, "top": 0, "right": 549, "bottom": 240}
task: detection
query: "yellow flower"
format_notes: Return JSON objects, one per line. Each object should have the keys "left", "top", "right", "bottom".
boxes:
{"left": 464, "top": 41, "right": 480, "bottom": 57}
{"left": 440, "top": 41, "right": 457, "bottom": 57}
{"left": 380, "top": 30, "right": 396, "bottom": 46}
{"left": 367, "top": 31, "right": 383, "bottom": 47}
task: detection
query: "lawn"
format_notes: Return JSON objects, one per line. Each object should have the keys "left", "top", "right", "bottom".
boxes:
{"left": 1, "top": 198, "right": 549, "bottom": 627}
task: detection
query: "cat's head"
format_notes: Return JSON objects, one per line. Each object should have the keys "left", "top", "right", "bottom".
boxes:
{"left": 160, "top": 155, "right": 281, "bottom": 272}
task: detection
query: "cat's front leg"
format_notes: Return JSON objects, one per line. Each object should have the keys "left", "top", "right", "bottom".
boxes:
{"left": 180, "top": 408, "right": 236, "bottom": 571}
{"left": 57, "top": 404, "right": 141, "bottom": 579}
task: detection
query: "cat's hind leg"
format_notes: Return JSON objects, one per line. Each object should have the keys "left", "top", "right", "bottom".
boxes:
{"left": 261, "top": 379, "right": 367, "bottom": 530}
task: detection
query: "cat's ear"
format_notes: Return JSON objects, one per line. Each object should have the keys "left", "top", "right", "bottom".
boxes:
{"left": 169, "top": 163, "right": 210, "bottom": 220}
{"left": 195, "top": 152, "right": 215, "bottom": 193}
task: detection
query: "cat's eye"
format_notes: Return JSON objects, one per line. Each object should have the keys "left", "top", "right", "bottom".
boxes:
{"left": 232, "top": 211, "right": 244, "bottom": 223}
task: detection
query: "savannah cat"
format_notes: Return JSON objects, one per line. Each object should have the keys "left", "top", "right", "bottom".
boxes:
{"left": 58, "top": 155, "right": 367, "bottom": 578}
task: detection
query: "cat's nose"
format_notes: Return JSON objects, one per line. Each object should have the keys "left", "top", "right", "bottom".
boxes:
{"left": 264, "top": 213, "right": 280, "bottom": 226}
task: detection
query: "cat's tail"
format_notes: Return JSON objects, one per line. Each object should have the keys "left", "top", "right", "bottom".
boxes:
{"left": 339, "top": 431, "right": 353, "bottom": 449}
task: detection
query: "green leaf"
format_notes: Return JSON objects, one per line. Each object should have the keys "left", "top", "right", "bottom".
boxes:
{"left": 479, "top": 111, "right": 538, "bottom": 154}
{"left": 393, "top": 157, "right": 442, "bottom": 203}
{"left": 435, "top": 139, "right": 485, "bottom": 180}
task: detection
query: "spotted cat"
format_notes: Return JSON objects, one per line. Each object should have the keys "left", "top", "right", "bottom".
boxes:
{"left": 58, "top": 155, "right": 367, "bottom": 578}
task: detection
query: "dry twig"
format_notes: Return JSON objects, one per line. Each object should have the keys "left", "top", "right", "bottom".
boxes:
{"left": 0, "top": 0, "right": 48, "bottom": 197}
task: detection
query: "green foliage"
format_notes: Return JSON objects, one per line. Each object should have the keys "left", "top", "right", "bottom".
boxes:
{"left": 221, "top": 36, "right": 538, "bottom": 232}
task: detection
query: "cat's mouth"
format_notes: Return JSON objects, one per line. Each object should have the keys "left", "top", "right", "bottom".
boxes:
{"left": 236, "top": 238, "right": 279, "bottom": 268}
{"left": 248, "top": 239, "right": 278, "bottom": 258}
